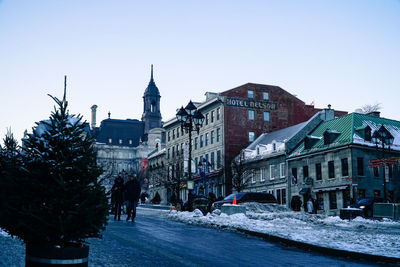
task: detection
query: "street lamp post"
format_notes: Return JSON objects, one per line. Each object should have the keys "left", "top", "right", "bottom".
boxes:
{"left": 372, "top": 125, "right": 394, "bottom": 201}
{"left": 176, "top": 100, "right": 204, "bottom": 211}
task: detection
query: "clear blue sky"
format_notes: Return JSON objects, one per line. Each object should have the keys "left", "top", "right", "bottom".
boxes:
{"left": 1, "top": 0, "right": 399, "bottom": 142}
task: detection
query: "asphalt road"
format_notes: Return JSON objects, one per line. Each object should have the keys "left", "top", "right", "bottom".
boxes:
{"left": 0, "top": 208, "right": 380, "bottom": 267}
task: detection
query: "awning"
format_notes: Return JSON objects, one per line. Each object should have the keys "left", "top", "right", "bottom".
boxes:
{"left": 299, "top": 188, "right": 310, "bottom": 195}
{"left": 312, "top": 185, "right": 348, "bottom": 193}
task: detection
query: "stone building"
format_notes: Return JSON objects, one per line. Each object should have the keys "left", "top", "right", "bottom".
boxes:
{"left": 239, "top": 109, "right": 335, "bottom": 205}
{"left": 91, "top": 66, "right": 163, "bottom": 190}
{"left": 153, "top": 83, "right": 346, "bottom": 203}
{"left": 288, "top": 112, "right": 400, "bottom": 216}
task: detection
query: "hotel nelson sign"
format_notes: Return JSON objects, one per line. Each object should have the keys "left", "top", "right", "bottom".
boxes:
{"left": 225, "top": 97, "right": 278, "bottom": 110}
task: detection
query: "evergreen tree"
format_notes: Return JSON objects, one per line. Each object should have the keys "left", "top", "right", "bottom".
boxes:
{"left": 0, "top": 78, "right": 109, "bottom": 247}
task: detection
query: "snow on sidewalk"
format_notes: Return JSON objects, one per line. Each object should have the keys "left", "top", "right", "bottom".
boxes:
{"left": 167, "top": 203, "right": 400, "bottom": 259}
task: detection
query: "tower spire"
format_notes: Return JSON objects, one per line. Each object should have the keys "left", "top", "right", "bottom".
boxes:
{"left": 150, "top": 64, "right": 154, "bottom": 82}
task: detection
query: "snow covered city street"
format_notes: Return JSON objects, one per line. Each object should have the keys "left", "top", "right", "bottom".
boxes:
{"left": 1, "top": 207, "right": 396, "bottom": 266}
{"left": 1, "top": 1, "right": 400, "bottom": 267}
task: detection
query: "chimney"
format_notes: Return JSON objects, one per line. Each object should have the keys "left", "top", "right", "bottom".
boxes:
{"left": 320, "top": 104, "right": 335, "bottom": 121}
{"left": 366, "top": 111, "right": 380, "bottom": 118}
{"left": 91, "top": 105, "right": 98, "bottom": 129}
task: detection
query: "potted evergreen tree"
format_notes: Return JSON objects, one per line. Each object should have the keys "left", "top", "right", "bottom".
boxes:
{"left": 0, "top": 77, "right": 109, "bottom": 266}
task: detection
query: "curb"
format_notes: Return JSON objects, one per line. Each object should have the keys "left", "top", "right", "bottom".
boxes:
{"left": 236, "top": 228, "right": 400, "bottom": 265}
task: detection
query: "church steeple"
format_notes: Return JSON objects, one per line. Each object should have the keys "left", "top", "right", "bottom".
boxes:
{"left": 142, "top": 65, "right": 162, "bottom": 134}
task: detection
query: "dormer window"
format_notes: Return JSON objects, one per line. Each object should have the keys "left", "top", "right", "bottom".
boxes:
{"left": 323, "top": 129, "right": 341, "bottom": 145}
{"left": 355, "top": 125, "right": 372, "bottom": 141}
{"left": 304, "top": 135, "right": 321, "bottom": 149}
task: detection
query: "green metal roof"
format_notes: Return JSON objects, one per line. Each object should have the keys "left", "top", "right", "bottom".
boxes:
{"left": 289, "top": 113, "right": 400, "bottom": 158}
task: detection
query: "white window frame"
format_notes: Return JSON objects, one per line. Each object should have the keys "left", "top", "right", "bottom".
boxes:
{"left": 251, "top": 171, "right": 256, "bottom": 184}
{"left": 270, "top": 165, "right": 275, "bottom": 180}
{"left": 260, "top": 168, "right": 266, "bottom": 182}
{"left": 280, "top": 163, "right": 285, "bottom": 178}
{"left": 263, "top": 92, "right": 269, "bottom": 100}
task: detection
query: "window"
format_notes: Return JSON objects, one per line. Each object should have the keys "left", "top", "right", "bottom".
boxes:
{"left": 167, "top": 148, "right": 170, "bottom": 159}
{"left": 357, "top": 157, "right": 364, "bottom": 176}
{"left": 292, "top": 168, "right": 298, "bottom": 184}
{"left": 280, "top": 163, "right": 285, "bottom": 178}
{"left": 217, "top": 150, "right": 221, "bottom": 168}
{"left": 329, "top": 191, "right": 337, "bottom": 210}
{"left": 172, "top": 129, "right": 175, "bottom": 139}
{"left": 168, "top": 131, "right": 170, "bottom": 142}
{"left": 374, "top": 190, "right": 381, "bottom": 197}
{"left": 172, "top": 147, "right": 175, "bottom": 158}
{"left": 217, "top": 108, "right": 220, "bottom": 120}
{"left": 263, "top": 92, "right": 269, "bottom": 100}
{"left": 205, "top": 113, "right": 209, "bottom": 125}
{"left": 303, "top": 165, "right": 309, "bottom": 179}
{"left": 358, "top": 189, "right": 365, "bottom": 200}
{"left": 177, "top": 128, "right": 180, "bottom": 138}
{"left": 211, "top": 131, "right": 214, "bottom": 144}
{"left": 264, "top": 112, "right": 270, "bottom": 122}
{"left": 251, "top": 171, "right": 256, "bottom": 183}
{"left": 205, "top": 133, "right": 209, "bottom": 146}
{"left": 317, "top": 193, "right": 324, "bottom": 210}
{"left": 210, "top": 152, "right": 215, "bottom": 169}
{"left": 277, "top": 189, "right": 281, "bottom": 204}
{"left": 248, "top": 110, "right": 255, "bottom": 120}
{"left": 260, "top": 168, "right": 266, "bottom": 182}
{"left": 328, "top": 161, "right": 335, "bottom": 178}
{"left": 194, "top": 137, "right": 198, "bottom": 150}
{"left": 315, "top": 163, "right": 322, "bottom": 180}
{"left": 248, "top": 90, "right": 254, "bottom": 98}
{"left": 200, "top": 135, "right": 204, "bottom": 148}
{"left": 270, "top": 165, "right": 275, "bottom": 180}
{"left": 281, "top": 189, "right": 286, "bottom": 205}
{"left": 176, "top": 144, "right": 179, "bottom": 156}
{"left": 217, "top": 128, "right": 220, "bottom": 142}
{"left": 249, "top": 131, "right": 255, "bottom": 142}
{"left": 373, "top": 167, "right": 379, "bottom": 177}
{"left": 211, "top": 111, "right": 214, "bottom": 123}
{"left": 341, "top": 158, "right": 348, "bottom": 177}
{"left": 180, "top": 143, "right": 183, "bottom": 155}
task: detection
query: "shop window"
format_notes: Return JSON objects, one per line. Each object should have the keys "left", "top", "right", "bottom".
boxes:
{"left": 316, "top": 193, "right": 324, "bottom": 210}
{"left": 358, "top": 189, "right": 365, "bottom": 200}
{"left": 329, "top": 191, "right": 337, "bottom": 210}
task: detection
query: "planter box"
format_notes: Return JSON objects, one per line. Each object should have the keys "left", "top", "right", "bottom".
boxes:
{"left": 221, "top": 204, "right": 246, "bottom": 216}
{"left": 26, "top": 245, "right": 89, "bottom": 267}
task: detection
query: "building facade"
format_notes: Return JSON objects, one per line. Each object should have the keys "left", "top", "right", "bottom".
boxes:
{"left": 288, "top": 112, "right": 400, "bottom": 216}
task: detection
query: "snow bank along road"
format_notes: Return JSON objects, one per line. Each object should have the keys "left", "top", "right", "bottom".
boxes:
{"left": 0, "top": 207, "right": 382, "bottom": 266}
{"left": 167, "top": 203, "right": 400, "bottom": 264}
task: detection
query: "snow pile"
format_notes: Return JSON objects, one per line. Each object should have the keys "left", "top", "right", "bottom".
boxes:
{"left": 167, "top": 203, "right": 400, "bottom": 258}
{"left": 0, "top": 229, "right": 9, "bottom": 237}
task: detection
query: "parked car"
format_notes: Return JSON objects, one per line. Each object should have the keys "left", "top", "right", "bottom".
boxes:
{"left": 211, "top": 192, "right": 277, "bottom": 211}
{"left": 340, "top": 197, "right": 384, "bottom": 219}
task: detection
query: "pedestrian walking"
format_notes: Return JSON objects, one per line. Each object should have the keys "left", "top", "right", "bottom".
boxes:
{"left": 124, "top": 175, "right": 141, "bottom": 222}
{"left": 111, "top": 176, "right": 124, "bottom": 221}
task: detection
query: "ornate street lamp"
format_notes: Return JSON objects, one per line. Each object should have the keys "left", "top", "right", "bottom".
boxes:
{"left": 372, "top": 125, "right": 394, "bottom": 201}
{"left": 176, "top": 100, "right": 204, "bottom": 210}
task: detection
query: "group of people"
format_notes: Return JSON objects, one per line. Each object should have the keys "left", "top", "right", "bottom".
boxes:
{"left": 290, "top": 195, "right": 317, "bottom": 214}
{"left": 111, "top": 175, "right": 141, "bottom": 222}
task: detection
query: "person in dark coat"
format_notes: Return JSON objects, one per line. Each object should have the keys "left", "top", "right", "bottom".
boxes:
{"left": 290, "top": 196, "right": 302, "bottom": 212}
{"left": 124, "top": 175, "right": 141, "bottom": 222}
{"left": 111, "top": 176, "right": 124, "bottom": 221}
{"left": 207, "top": 192, "right": 217, "bottom": 213}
